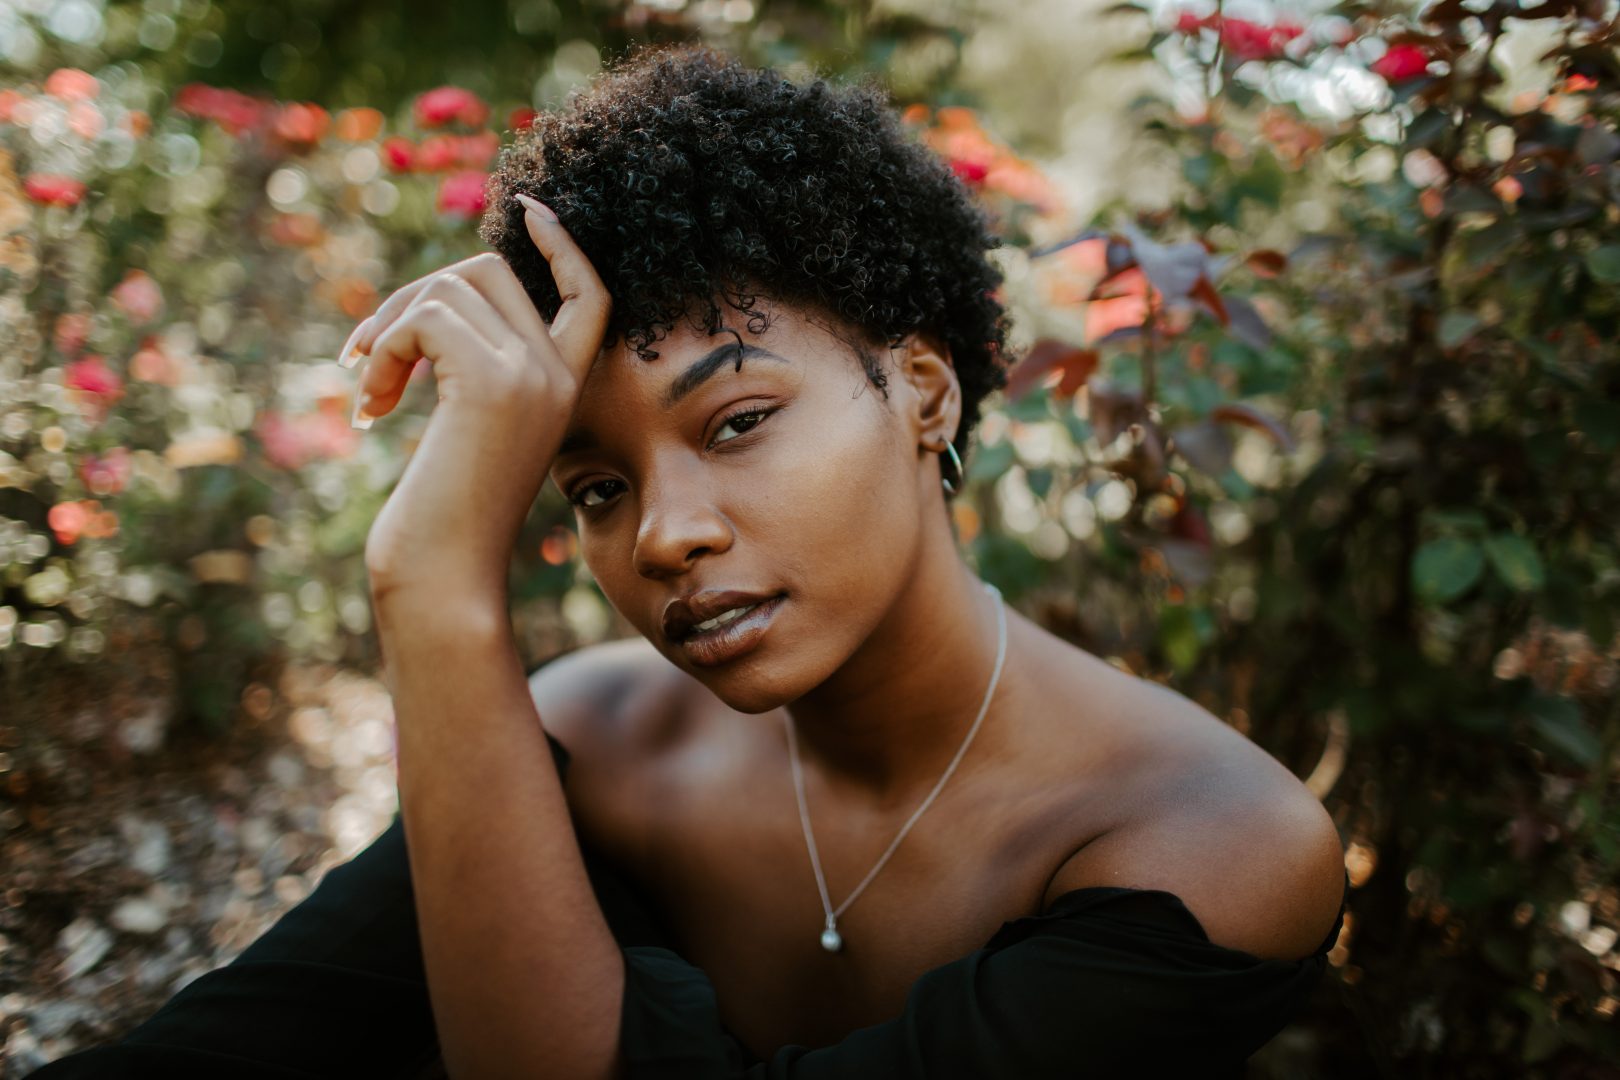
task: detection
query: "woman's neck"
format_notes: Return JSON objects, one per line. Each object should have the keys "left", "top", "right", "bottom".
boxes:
{"left": 782, "top": 531, "right": 1014, "bottom": 810}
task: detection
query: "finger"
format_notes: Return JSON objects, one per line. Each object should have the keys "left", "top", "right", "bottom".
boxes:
{"left": 516, "top": 196, "right": 611, "bottom": 384}
{"left": 454, "top": 253, "right": 553, "bottom": 344}
{"left": 350, "top": 252, "right": 511, "bottom": 359}
{"left": 354, "top": 295, "right": 501, "bottom": 429}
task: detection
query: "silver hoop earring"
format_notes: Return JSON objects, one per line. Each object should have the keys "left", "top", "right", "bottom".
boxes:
{"left": 940, "top": 442, "right": 964, "bottom": 494}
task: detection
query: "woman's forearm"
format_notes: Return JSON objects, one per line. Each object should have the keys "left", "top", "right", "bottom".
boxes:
{"left": 375, "top": 586, "right": 624, "bottom": 1080}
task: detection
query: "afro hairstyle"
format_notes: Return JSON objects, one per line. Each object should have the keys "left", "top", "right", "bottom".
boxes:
{"left": 479, "top": 43, "right": 1013, "bottom": 477}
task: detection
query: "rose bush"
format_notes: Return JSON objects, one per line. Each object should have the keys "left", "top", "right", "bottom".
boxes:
{"left": 0, "top": 69, "right": 538, "bottom": 725}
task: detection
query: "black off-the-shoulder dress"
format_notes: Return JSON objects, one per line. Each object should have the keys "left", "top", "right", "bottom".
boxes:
{"left": 28, "top": 729, "right": 1346, "bottom": 1079}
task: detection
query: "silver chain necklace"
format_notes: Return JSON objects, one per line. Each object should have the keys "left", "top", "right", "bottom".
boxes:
{"left": 785, "top": 580, "right": 1007, "bottom": 954}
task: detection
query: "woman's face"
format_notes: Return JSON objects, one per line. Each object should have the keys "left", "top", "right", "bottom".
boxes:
{"left": 549, "top": 302, "right": 945, "bottom": 714}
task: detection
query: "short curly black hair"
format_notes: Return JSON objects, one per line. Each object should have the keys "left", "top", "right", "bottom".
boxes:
{"left": 479, "top": 43, "right": 1011, "bottom": 477}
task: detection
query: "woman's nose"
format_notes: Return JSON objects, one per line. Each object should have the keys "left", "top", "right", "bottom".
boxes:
{"left": 631, "top": 474, "right": 733, "bottom": 579}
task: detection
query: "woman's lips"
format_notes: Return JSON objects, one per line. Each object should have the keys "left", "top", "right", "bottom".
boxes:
{"left": 678, "top": 593, "right": 785, "bottom": 667}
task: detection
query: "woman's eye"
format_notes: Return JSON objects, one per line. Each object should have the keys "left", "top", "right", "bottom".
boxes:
{"left": 572, "top": 479, "right": 623, "bottom": 508}
{"left": 712, "top": 408, "right": 770, "bottom": 446}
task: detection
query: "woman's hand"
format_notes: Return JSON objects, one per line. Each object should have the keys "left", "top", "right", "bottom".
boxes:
{"left": 338, "top": 195, "right": 610, "bottom": 605}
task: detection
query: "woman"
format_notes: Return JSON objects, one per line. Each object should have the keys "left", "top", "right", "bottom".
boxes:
{"left": 32, "top": 44, "right": 1346, "bottom": 1079}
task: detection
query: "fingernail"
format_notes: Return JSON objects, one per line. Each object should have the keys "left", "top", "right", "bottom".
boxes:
{"left": 351, "top": 391, "right": 376, "bottom": 431}
{"left": 338, "top": 318, "right": 372, "bottom": 368}
{"left": 515, "top": 192, "right": 557, "bottom": 222}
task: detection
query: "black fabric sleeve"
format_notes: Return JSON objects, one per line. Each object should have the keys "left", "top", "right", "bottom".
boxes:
{"left": 618, "top": 884, "right": 1346, "bottom": 1080}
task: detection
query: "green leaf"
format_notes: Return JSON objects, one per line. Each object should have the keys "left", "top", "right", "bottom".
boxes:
{"left": 1404, "top": 107, "right": 1451, "bottom": 149}
{"left": 1461, "top": 219, "right": 1521, "bottom": 267}
{"left": 1158, "top": 605, "right": 1212, "bottom": 675}
{"left": 1585, "top": 245, "right": 1620, "bottom": 284}
{"left": 1484, "top": 534, "right": 1544, "bottom": 591}
{"left": 1526, "top": 692, "right": 1600, "bottom": 768}
{"left": 1575, "top": 400, "right": 1620, "bottom": 453}
{"left": 1438, "top": 311, "right": 1483, "bottom": 350}
{"left": 1412, "top": 537, "right": 1485, "bottom": 603}
{"left": 1423, "top": 508, "right": 1489, "bottom": 534}
{"left": 967, "top": 441, "right": 1014, "bottom": 483}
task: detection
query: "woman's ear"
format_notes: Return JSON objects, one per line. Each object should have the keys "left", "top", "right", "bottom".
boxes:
{"left": 896, "top": 331, "right": 962, "bottom": 451}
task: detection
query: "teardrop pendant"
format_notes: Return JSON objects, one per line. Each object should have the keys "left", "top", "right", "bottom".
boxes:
{"left": 820, "top": 917, "right": 843, "bottom": 953}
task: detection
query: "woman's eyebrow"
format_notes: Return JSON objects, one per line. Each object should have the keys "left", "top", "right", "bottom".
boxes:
{"left": 662, "top": 343, "right": 789, "bottom": 407}
{"left": 555, "top": 343, "right": 792, "bottom": 460}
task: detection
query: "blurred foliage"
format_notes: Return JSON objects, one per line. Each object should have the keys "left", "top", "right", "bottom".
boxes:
{"left": 3, "top": 0, "right": 1620, "bottom": 1076}
{"left": 963, "top": 2, "right": 1620, "bottom": 1075}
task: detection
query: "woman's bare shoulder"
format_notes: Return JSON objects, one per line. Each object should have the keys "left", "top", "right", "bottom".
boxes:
{"left": 1029, "top": 642, "right": 1345, "bottom": 962}
{"left": 527, "top": 637, "right": 702, "bottom": 768}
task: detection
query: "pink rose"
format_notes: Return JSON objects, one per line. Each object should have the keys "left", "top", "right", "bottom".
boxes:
{"left": 255, "top": 408, "right": 360, "bottom": 471}
{"left": 44, "top": 68, "right": 98, "bottom": 101}
{"left": 413, "top": 87, "right": 489, "bottom": 129}
{"left": 80, "top": 447, "right": 132, "bottom": 496}
{"left": 110, "top": 270, "right": 164, "bottom": 324}
{"left": 64, "top": 355, "right": 124, "bottom": 402}
{"left": 436, "top": 170, "right": 489, "bottom": 218}
{"left": 53, "top": 312, "right": 93, "bottom": 356}
{"left": 48, "top": 501, "right": 91, "bottom": 545}
{"left": 130, "top": 343, "right": 179, "bottom": 385}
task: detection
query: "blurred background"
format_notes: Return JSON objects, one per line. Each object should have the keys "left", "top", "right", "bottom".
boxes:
{"left": 2, "top": 0, "right": 1618, "bottom": 1075}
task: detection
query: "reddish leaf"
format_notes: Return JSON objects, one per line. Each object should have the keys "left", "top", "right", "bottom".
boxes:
{"left": 1169, "top": 500, "right": 1213, "bottom": 546}
{"left": 1190, "top": 276, "right": 1229, "bottom": 327}
{"left": 1005, "top": 339, "right": 1098, "bottom": 401}
{"left": 1245, "top": 249, "right": 1288, "bottom": 278}
{"left": 1054, "top": 352, "right": 1098, "bottom": 399}
{"left": 1210, "top": 402, "right": 1296, "bottom": 451}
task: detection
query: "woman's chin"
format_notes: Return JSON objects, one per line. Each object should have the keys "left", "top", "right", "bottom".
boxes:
{"left": 691, "top": 664, "right": 801, "bottom": 715}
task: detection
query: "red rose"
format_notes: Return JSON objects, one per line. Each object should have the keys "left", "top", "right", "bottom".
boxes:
{"left": 415, "top": 134, "right": 459, "bottom": 172}
{"left": 1217, "top": 17, "right": 1287, "bottom": 62}
{"left": 381, "top": 136, "right": 416, "bottom": 172}
{"left": 1175, "top": 11, "right": 1206, "bottom": 34}
{"left": 436, "top": 170, "right": 489, "bottom": 218}
{"left": 24, "top": 174, "right": 87, "bottom": 207}
{"left": 1371, "top": 43, "right": 1430, "bottom": 83}
{"left": 414, "top": 87, "right": 489, "bottom": 129}
{"left": 273, "top": 102, "right": 330, "bottom": 146}
{"left": 174, "top": 83, "right": 271, "bottom": 136}
{"left": 949, "top": 158, "right": 989, "bottom": 186}
{"left": 457, "top": 131, "right": 500, "bottom": 169}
